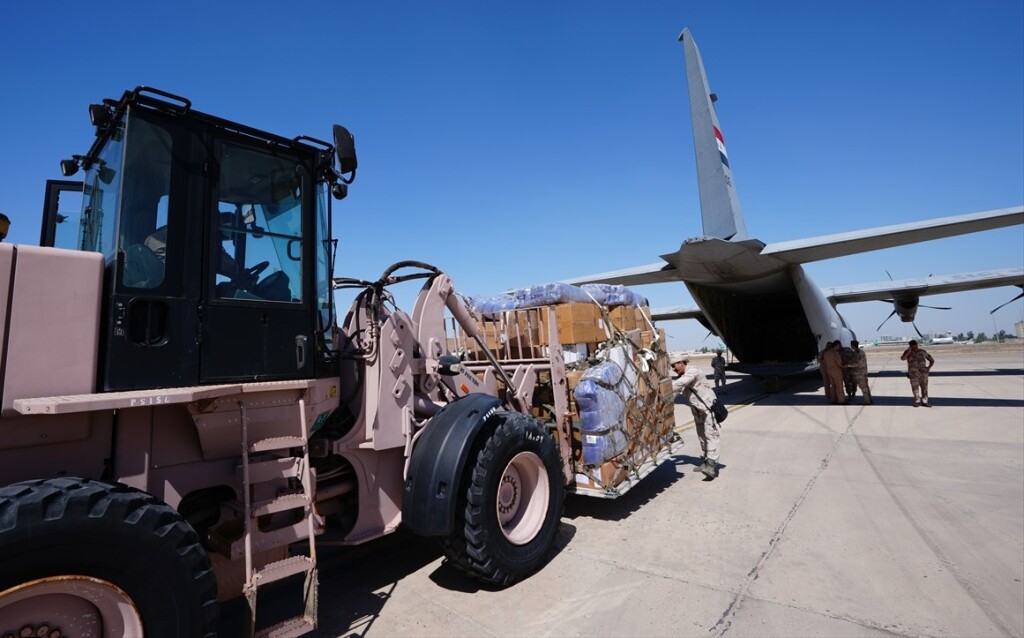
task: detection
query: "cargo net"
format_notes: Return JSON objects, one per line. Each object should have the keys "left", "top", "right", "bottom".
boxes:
{"left": 448, "top": 282, "right": 678, "bottom": 494}
{"left": 568, "top": 307, "right": 678, "bottom": 493}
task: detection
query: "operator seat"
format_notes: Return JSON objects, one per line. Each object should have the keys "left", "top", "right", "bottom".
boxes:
{"left": 122, "top": 243, "right": 165, "bottom": 288}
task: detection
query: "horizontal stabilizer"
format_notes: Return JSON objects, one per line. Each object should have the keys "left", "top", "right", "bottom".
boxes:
{"left": 825, "top": 268, "right": 1024, "bottom": 304}
{"left": 763, "top": 207, "right": 1024, "bottom": 264}
{"left": 561, "top": 262, "right": 680, "bottom": 287}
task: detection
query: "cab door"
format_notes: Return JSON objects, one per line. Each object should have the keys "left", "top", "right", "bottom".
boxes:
{"left": 198, "top": 139, "right": 315, "bottom": 383}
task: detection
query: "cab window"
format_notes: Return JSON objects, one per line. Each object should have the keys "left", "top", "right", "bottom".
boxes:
{"left": 118, "top": 117, "right": 174, "bottom": 289}
{"left": 213, "top": 142, "right": 304, "bottom": 303}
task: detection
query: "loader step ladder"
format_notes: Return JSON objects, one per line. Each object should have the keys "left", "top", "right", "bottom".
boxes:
{"left": 239, "top": 397, "right": 319, "bottom": 638}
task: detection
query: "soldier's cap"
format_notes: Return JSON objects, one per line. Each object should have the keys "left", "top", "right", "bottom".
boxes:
{"left": 669, "top": 352, "right": 689, "bottom": 365}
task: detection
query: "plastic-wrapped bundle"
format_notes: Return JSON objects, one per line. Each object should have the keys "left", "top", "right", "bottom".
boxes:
{"left": 581, "top": 429, "right": 628, "bottom": 465}
{"left": 511, "top": 282, "right": 593, "bottom": 307}
{"left": 600, "top": 343, "right": 638, "bottom": 398}
{"left": 574, "top": 361, "right": 629, "bottom": 466}
{"left": 577, "top": 360, "right": 623, "bottom": 388}
{"left": 581, "top": 283, "right": 645, "bottom": 307}
{"left": 574, "top": 378, "right": 625, "bottom": 433}
{"left": 470, "top": 294, "right": 517, "bottom": 318}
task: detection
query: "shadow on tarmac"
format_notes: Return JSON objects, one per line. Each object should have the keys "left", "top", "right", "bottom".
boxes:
{"left": 563, "top": 460, "right": 685, "bottom": 522}
{"left": 218, "top": 520, "right": 580, "bottom": 636}
{"left": 756, "top": 385, "right": 1024, "bottom": 409}
{"left": 872, "top": 369, "right": 1024, "bottom": 378}
{"left": 218, "top": 530, "right": 443, "bottom": 637}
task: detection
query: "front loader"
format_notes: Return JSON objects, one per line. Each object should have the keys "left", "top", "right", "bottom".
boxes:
{"left": 0, "top": 87, "right": 678, "bottom": 637}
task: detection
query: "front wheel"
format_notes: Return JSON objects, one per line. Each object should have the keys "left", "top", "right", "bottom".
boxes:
{"left": 441, "top": 412, "right": 565, "bottom": 586}
{"left": 0, "top": 477, "right": 218, "bottom": 638}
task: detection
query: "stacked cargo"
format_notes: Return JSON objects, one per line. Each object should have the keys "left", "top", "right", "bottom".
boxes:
{"left": 454, "top": 282, "right": 679, "bottom": 497}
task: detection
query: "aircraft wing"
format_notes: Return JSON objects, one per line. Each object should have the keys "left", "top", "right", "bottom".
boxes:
{"left": 824, "top": 268, "right": 1024, "bottom": 304}
{"left": 650, "top": 304, "right": 704, "bottom": 321}
{"left": 762, "top": 207, "right": 1024, "bottom": 264}
{"left": 561, "top": 262, "right": 681, "bottom": 287}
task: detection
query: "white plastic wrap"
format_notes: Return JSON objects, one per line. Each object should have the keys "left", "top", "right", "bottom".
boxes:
{"left": 512, "top": 282, "right": 593, "bottom": 307}
{"left": 581, "top": 430, "right": 628, "bottom": 466}
{"left": 574, "top": 360, "right": 630, "bottom": 464}
{"left": 470, "top": 294, "right": 517, "bottom": 318}
{"left": 575, "top": 378, "right": 625, "bottom": 433}
{"left": 581, "top": 283, "right": 645, "bottom": 307}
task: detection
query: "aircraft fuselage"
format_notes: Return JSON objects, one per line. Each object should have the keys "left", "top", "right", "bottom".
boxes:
{"left": 668, "top": 237, "right": 855, "bottom": 363}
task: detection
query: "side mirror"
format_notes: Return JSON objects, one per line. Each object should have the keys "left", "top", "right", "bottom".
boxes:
{"left": 332, "top": 125, "right": 358, "bottom": 177}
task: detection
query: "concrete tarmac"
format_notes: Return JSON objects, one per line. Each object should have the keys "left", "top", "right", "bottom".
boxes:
{"left": 220, "top": 347, "right": 1024, "bottom": 637}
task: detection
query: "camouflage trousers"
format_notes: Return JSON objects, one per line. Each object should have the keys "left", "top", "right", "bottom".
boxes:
{"left": 849, "top": 371, "right": 870, "bottom": 400}
{"left": 693, "top": 406, "right": 720, "bottom": 462}
{"left": 908, "top": 370, "right": 930, "bottom": 402}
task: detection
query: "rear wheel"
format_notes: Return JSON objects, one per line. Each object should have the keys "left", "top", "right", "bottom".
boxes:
{"left": 0, "top": 477, "right": 218, "bottom": 637}
{"left": 441, "top": 412, "right": 564, "bottom": 586}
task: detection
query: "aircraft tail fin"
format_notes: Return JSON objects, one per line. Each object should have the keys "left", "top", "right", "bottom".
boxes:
{"left": 680, "top": 28, "right": 748, "bottom": 241}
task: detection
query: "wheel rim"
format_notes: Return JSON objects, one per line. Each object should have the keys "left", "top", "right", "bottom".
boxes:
{"left": 0, "top": 575, "right": 144, "bottom": 638}
{"left": 496, "top": 451, "right": 550, "bottom": 545}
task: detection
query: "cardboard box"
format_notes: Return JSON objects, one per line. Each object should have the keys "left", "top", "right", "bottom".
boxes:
{"left": 608, "top": 306, "right": 636, "bottom": 332}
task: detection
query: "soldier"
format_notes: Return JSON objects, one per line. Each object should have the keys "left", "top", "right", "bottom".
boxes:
{"left": 900, "top": 340, "right": 935, "bottom": 407}
{"left": 841, "top": 344, "right": 856, "bottom": 403}
{"left": 711, "top": 350, "right": 727, "bottom": 389}
{"left": 822, "top": 341, "right": 846, "bottom": 405}
{"left": 845, "top": 340, "right": 872, "bottom": 405}
{"left": 670, "top": 353, "right": 721, "bottom": 479}
{"left": 818, "top": 341, "right": 834, "bottom": 402}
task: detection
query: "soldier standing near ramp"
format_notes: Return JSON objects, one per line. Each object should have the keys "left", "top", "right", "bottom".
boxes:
{"left": 711, "top": 350, "right": 727, "bottom": 389}
{"left": 818, "top": 341, "right": 834, "bottom": 402}
{"left": 822, "top": 341, "right": 846, "bottom": 405}
{"left": 670, "top": 353, "right": 721, "bottom": 479}
{"left": 900, "top": 340, "right": 935, "bottom": 407}
{"left": 845, "top": 340, "right": 872, "bottom": 405}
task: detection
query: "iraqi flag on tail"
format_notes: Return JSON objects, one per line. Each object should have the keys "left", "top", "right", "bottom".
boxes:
{"left": 714, "top": 126, "right": 730, "bottom": 168}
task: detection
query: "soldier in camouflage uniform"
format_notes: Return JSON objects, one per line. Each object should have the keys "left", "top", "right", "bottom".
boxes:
{"left": 844, "top": 340, "right": 872, "bottom": 405}
{"left": 670, "top": 353, "right": 721, "bottom": 479}
{"left": 711, "top": 350, "right": 727, "bottom": 389}
{"left": 841, "top": 345, "right": 856, "bottom": 402}
{"left": 818, "top": 341, "right": 834, "bottom": 402}
{"left": 900, "top": 340, "right": 935, "bottom": 407}
{"left": 822, "top": 341, "right": 846, "bottom": 405}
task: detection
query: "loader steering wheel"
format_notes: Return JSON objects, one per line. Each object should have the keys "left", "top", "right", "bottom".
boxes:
{"left": 238, "top": 261, "right": 270, "bottom": 290}
{"left": 244, "top": 261, "right": 270, "bottom": 281}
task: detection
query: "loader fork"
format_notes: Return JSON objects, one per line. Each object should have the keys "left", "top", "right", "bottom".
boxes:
{"left": 239, "top": 397, "right": 319, "bottom": 638}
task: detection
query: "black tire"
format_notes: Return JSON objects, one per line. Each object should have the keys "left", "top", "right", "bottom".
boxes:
{"left": 441, "top": 412, "right": 564, "bottom": 586}
{"left": 0, "top": 477, "right": 218, "bottom": 637}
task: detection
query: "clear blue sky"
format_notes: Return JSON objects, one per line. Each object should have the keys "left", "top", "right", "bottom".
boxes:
{"left": 3, "top": 1, "right": 1022, "bottom": 350}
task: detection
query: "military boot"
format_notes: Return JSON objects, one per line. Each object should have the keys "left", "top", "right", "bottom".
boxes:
{"left": 699, "top": 458, "right": 719, "bottom": 479}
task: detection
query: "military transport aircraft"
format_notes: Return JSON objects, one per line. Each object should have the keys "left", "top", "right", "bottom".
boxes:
{"left": 564, "top": 28, "right": 1024, "bottom": 376}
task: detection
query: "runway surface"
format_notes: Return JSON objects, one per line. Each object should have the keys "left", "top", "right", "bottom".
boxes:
{"left": 220, "top": 346, "right": 1024, "bottom": 637}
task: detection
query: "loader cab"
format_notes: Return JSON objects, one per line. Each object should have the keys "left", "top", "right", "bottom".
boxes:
{"left": 44, "top": 88, "right": 348, "bottom": 391}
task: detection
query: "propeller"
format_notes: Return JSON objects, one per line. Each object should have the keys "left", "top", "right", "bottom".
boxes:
{"left": 875, "top": 270, "right": 951, "bottom": 336}
{"left": 876, "top": 308, "right": 897, "bottom": 332}
{"left": 990, "top": 286, "right": 1024, "bottom": 315}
